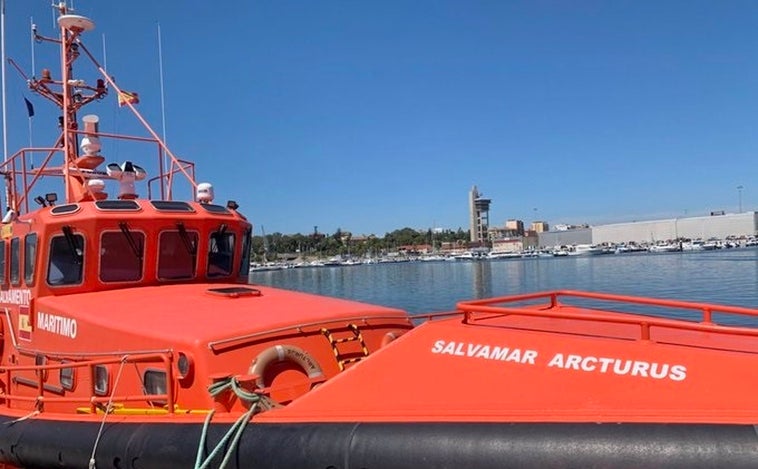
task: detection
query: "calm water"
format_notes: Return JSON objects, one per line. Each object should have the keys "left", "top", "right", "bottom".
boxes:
{"left": 250, "top": 249, "right": 758, "bottom": 317}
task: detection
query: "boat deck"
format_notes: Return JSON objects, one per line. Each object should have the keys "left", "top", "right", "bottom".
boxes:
{"left": 257, "top": 290, "right": 758, "bottom": 424}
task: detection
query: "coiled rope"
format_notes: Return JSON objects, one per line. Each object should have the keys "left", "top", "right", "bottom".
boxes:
{"left": 194, "top": 376, "right": 261, "bottom": 469}
{"left": 207, "top": 376, "right": 260, "bottom": 403}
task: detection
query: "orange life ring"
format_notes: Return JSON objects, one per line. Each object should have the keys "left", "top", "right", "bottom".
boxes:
{"left": 249, "top": 344, "right": 324, "bottom": 390}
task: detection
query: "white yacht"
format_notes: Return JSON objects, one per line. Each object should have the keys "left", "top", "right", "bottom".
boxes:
{"left": 648, "top": 242, "right": 682, "bottom": 253}
{"left": 568, "top": 244, "right": 605, "bottom": 256}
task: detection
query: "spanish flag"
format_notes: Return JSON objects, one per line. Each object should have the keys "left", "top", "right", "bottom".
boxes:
{"left": 117, "top": 90, "right": 140, "bottom": 106}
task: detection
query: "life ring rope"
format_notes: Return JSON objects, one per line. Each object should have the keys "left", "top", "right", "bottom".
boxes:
{"left": 249, "top": 344, "right": 324, "bottom": 390}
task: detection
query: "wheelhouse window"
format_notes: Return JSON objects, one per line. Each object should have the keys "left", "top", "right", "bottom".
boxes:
{"left": 239, "top": 227, "right": 252, "bottom": 276}
{"left": 100, "top": 227, "right": 144, "bottom": 282}
{"left": 24, "top": 234, "right": 38, "bottom": 285}
{"left": 158, "top": 227, "right": 198, "bottom": 280}
{"left": 48, "top": 230, "right": 84, "bottom": 286}
{"left": 10, "top": 237, "right": 20, "bottom": 286}
{"left": 0, "top": 240, "right": 5, "bottom": 285}
{"left": 207, "top": 229, "right": 235, "bottom": 278}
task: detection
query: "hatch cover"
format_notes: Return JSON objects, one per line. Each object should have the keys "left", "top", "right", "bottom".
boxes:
{"left": 206, "top": 287, "right": 262, "bottom": 298}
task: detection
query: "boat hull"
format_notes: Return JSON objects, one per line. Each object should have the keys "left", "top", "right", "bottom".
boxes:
{"left": 2, "top": 417, "right": 758, "bottom": 468}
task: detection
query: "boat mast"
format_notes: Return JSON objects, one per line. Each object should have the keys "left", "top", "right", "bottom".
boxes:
{"left": 59, "top": 2, "right": 77, "bottom": 202}
{"left": 2, "top": 3, "right": 200, "bottom": 210}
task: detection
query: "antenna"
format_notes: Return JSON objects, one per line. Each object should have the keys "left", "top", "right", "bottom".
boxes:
{"left": 101, "top": 33, "right": 107, "bottom": 73}
{"left": 1, "top": 0, "right": 7, "bottom": 163}
{"left": 157, "top": 23, "right": 167, "bottom": 144}
{"left": 30, "top": 17, "right": 36, "bottom": 77}
{"left": 28, "top": 18, "right": 36, "bottom": 168}
{"left": 157, "top": 23, "right": 169, "bottom": 197}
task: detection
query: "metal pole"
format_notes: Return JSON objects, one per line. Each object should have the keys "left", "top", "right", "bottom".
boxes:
{"left": 737, "top": 185, "right": 744, "bottom": 213}
{"left": 1, "top": 0, "right": 8, "bottom": 163}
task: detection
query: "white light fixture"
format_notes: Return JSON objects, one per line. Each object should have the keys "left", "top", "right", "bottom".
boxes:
{"left": 196, "top": 182, "right": 214, "bottom": 204}
{"left": 106, "top": 161, "right": 147, "bottom": 199}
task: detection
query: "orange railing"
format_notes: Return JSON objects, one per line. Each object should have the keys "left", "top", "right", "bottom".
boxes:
{"left": 0, "top": 351, "right": 175, "bottom": 414}
{"left": 457, "top": 290, "right": 758, "bottom": 342}
{"left": 0, "top": 125, "right": 198, "bottom": 215}
{"left": 411, "top": 311, "right": 466, "bottom": 325}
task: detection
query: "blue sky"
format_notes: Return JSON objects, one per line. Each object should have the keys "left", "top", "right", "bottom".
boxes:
{"left": 2, "top": 1, "right": 757, "bottom": 236}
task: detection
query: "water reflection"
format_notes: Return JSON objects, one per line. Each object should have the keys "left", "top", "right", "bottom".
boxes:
{"left": 472, "top": 261, "right": 492, "bottom": 299}
{"left": 251, "top": 249, "right": 758, "bottom": 314}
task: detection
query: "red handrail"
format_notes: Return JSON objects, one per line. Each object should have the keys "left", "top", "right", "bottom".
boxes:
{"left": 0, "top": 352, "right": 176, "bottom": 413}
{"left": 456, "top": 290, "right": 758, "bottom": 342}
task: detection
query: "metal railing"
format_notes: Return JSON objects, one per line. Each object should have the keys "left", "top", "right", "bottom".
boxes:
{"left": 0, "top": 351, "right": 175, "bottom": 414}
{"left": 457, "top": 290, "right": 758, "bottom": 343}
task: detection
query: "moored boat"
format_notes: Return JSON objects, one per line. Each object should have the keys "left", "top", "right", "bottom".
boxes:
{"left": 0, "top": 5, "right": 757, "bottom": 469}
{"left": 649, "top": 241, "right": 683, "bottom": 252}
{"left": 567, "top": 243, "right": 605, "bottom": 256}
{"left": 487, "top": 250, "right": 521, "bottom": 260}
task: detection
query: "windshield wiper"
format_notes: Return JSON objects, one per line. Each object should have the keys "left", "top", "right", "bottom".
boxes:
{"left": 61, "top": 225, "right": 82, "bottom": 264}
{"left": 176, "top": 222, "right": 197, "bottom": 255}
{"left": 119, "top": 222, "right": 143, "bottom": 263}
{"left": 211, "top": 224, "right": 229, "bottom": 253}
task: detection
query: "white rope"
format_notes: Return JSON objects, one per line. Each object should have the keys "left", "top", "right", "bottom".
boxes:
{"left": 4, "top": 409, "right": 39, "bottom": 424}
{"left": 88, "top": 355, "right": 128, "bottom": 469}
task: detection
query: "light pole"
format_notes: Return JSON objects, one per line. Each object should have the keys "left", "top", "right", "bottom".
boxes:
{"left": 737, "top": 185, "right": 744, "bottom": 213}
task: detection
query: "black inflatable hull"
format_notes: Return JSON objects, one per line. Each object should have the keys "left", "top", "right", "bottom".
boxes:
{"left": 1, "top": 417, "right": 757, "bottom": 468}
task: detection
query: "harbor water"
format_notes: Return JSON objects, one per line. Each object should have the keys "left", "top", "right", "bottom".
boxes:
{"left": 250, "top": 249, "right": 758, "bottom": 320}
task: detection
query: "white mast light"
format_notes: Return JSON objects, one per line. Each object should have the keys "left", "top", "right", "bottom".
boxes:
{"left": 80, "top": 114, "right": 101, "bottom": 156}
{"left": 196, "top": 182, "right": 214, "bottom": 204}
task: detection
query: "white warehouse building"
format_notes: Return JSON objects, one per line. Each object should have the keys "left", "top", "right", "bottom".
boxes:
{"left": 592, "top": 212, "right": 758, "bottom": 245}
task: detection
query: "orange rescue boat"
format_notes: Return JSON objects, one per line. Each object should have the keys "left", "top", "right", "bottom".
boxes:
{"left": 0, "top": 4, "right": 756, "bottom": 469}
